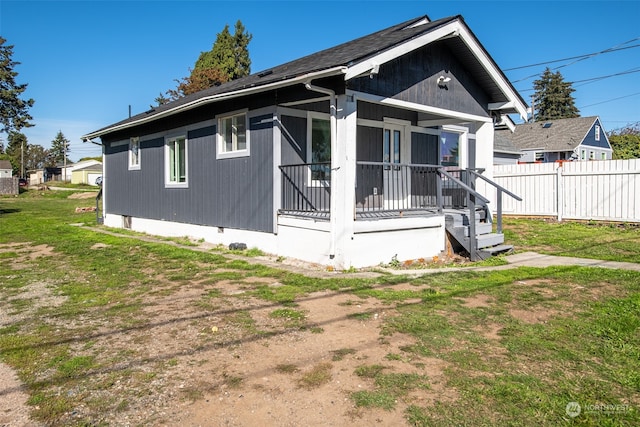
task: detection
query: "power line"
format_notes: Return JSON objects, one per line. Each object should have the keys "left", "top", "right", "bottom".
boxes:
{"left": 504, "top": 43, "right": 640, "bottom": 72}
{"left": 517, "top": 68, "right": 640, "bottom": 92}
{"left": 509, "top": 37, "right": 640, "bottom": 83}
{"left": 579, "top": 91, "right": 640, "bottom": 109}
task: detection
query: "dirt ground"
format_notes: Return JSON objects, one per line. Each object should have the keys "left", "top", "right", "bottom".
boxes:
{"left": 0, "top": 242, "right": 460, "bottom": 427}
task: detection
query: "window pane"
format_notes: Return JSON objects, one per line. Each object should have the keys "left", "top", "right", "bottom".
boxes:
{"left": 393, "top": 130, "right": 401, "bottom": 164}
{"left": 169, "top": 141, "right": 176, "bottom": 182}
{"left": 311, "top": 118, "right": 331, "bottom": 181}
{"left": 383, "top": 129, "right": 391, "bottom": 163}
{"left": 440, "top": 131, "right": 459, "bottom": 166}
{"left": 235, "top": 115, "right": 247, "bottom": 151}
{"left": 222, "top": 118, "right": 233, "bottom": 152}
{"left": 177, "top": 138, "right": 186, "bottom": 182}
{"left": 130, "top": 138, "right": 139, "bottom": 166}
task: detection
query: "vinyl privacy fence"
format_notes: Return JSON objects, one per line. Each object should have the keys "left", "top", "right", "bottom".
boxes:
{"left": 487, "top": 159, "right": 640, "bottom": 223}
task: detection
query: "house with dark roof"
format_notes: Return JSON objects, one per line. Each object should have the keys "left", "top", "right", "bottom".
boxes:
{"left": 496, "top": 116, "right": 612, "bottom": 163}
{"left": 82, "top": 14, "right": 527, "bottom": 268}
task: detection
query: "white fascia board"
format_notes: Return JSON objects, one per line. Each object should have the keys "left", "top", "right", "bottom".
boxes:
{"left": 344, "top": 24, "right": 459, "bottom": 80}
{"left": 82, "top": 66, "right": 347, "bottom": 141}
{"left": 456, "top": 24, "right": 528, "bottom": 120}
{"left": 353, "top": 91, "right": 492, "bottom": 123}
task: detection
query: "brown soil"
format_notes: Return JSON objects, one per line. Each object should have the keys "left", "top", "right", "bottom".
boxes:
{"left": 0, "top": 243, "right": 454, "bottom": 427}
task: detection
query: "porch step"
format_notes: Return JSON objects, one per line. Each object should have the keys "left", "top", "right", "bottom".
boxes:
{"left": 478, "top": 244, "right": 515, "bottom": 260}
{"left": 445, "top": 208, "right": 511, "bottom": 261}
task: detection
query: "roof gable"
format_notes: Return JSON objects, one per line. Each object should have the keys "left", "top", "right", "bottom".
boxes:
{"left": 0, "top": 160, "right": 12, "bottom": 170}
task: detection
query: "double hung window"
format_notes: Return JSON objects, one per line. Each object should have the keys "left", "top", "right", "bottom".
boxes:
{"left": 129, "top": 137, "right": 140, "bottom": 170}
{"left": 166, "top": 136, "right": 187, "bottom": 187}
{"left": 218, "top": 112, "right": 249, "bottom": 158}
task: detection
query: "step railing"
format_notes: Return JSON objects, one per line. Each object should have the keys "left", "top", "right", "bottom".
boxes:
{"left": 467, "top": 169, "right": 522, "bottom": 234}
{"left": 437, "top": 168, "right": 491, "bottom": 260}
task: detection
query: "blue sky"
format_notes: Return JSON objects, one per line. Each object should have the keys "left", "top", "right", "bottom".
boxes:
{"left": 1, "top": 0, "right": 639, "bottom": 162}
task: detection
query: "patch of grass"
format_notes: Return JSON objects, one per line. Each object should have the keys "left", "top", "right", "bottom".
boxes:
{"left": 347, "top": 311, "right": 373, "bottom": 320}
{"left": 352, "top": 364, "right": 430, "bottom": 411}
{"left": 275, "top": 364, "right": 299, "bottom": 374}
{"left": 269, "top": 308, "right": 306, "bottom": 327}
{"left": 298, "top": 362, "right": 332, "bottom": 389}
{"left": 331, "top": 348, "right": 356, "bottom": 361}
{"left": 504, "top": 218, "right": 640, "bottom": 263}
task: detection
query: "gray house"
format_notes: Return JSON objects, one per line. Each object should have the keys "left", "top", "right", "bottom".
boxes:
{"left": 496, "top": 116, "right": 612, "bottom": 163}
{"left": 83, "top": 14, "right": 527, "bottom": 268}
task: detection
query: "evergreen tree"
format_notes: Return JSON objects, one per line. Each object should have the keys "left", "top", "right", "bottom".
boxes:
{"left": 0, "top": 37, "right": 35, "bottom": 134}
{"left": 161, "top": 21, "right": 252, "bottom": 103}
{"left": 532, "top": 68, "right": 580, "bottom": 121}
{"left": 5, "top": 131, "right": 27, "bottom": 176}
{"left": 50, "top": 130, "right": 70, "bottom": 165}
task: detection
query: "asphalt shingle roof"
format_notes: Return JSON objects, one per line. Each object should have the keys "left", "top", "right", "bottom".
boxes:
{"left": 495, "top": 116, "right": 599, "bottom": 152}
{"left": 88, "top": 15, "right": 461, "bottom": 135}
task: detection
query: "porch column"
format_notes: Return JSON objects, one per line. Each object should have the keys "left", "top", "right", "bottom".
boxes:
{"left": 332, "top": 94, "right": 358, "bottom": 269}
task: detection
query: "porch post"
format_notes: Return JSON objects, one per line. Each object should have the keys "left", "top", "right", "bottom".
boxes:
{"left": 332, "top": 94, "right": 358, "bottom": 269}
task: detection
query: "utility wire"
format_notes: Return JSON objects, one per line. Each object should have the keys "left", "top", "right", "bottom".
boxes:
{"left": 510, "top": 37, "right": 640, "bottom": 83}
{"left": 517, "top": 69, "right": 640, "bottom": 92}
{"left": 504, "top": 43, "right": 640, "bottom": 71}
{"left": 578, "top": 91, "right": 640, "bottom": 109}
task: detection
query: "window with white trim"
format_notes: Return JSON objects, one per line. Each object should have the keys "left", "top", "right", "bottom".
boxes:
{"left": 589, "top": 150, "right": 595, "bottom": 160}
{"left": 165, "top": 136, "right": 187, "bottom": 187}
{"left": 595, "top": 125, "right": 601, "bottom": 141}
{"left": 217, "top": 111, "right": 249, "bottom": 158}
{"left": 601, "top": 152, "right": 606, "bottom": 160}
{"left": 129, "top": 137, "right": 141, "bottom": 170}
{"left": 581, "top": 149, "right": 586, "bottom": 160}
{"left": 307, "top": 113, "right": 331, "bottom": 185}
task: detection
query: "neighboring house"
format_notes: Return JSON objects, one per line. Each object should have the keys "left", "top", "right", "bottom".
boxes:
{"left": 82, "top": 14, "right": 527, "bottom": 268}
{"left": 0, "top": 160, "right": 12, "bottom": 178}
{"left": 71, "top": 163, "right": 103, "bottom": 185}
{"left": 496, "top": 116, "right": 612, "bottom": 163}
{"left": 28, "top": 167, "right": 62, "bottom": 185}
{"left": 62, "top": 159, "right": 103, "bottom": 182}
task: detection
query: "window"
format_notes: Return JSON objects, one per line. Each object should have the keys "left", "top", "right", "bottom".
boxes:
{"left": 217, "top": 111, "right": 249, "bottom": 158}
{"left": 601, "top": 152, "right": 607, "bottom": 160}
{"left": 440, "top": 131, "right": 460, "bottom": 166}
{"left": 308, "top": 117, "right": 331, "bottom": 183}
{"left": 535, "top": 152, "right": 545, "bottom": 162}
{"left": 165, "top": 136, "right": 187, "bottom": 187}
{"left": 595, "top": 125, "right": 601, "bottom": 141}
{"left": 581, "top": 149, "right": 586, "bottom": 160}
{"left": 129, "top": 137, "right": 140, "bottom": 170}
{"left": 589, "top": 151, "right": 595, "bottom": 160}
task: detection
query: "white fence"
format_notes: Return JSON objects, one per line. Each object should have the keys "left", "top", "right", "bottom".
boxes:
{"left": 487, "top": 159, "right": 640, "bottom": 223}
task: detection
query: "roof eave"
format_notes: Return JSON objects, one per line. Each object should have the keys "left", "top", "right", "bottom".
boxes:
{"left": 82, "top": 66, "right": 348, "bottom": 141}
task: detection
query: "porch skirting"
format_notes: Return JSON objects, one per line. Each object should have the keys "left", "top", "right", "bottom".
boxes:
{"left": 103, "top": 213, "right": 445, "bottom": 269}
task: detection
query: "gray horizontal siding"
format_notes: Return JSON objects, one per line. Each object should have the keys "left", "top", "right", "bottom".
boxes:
{"left": 104, "top": 117, "right": 274, "bottom": 233}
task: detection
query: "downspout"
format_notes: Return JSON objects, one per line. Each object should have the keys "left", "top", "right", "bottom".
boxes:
{"left": 305, "top": 81, "right": 338, "bottom": 259}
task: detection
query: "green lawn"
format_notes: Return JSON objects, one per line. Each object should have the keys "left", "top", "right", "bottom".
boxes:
{"left": 1, "top": 191, "right": 639, "bottom": 426}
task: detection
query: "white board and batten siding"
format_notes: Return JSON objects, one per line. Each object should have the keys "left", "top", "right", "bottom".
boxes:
{"left": 489, "top": 159, "right": 640, "bottom": 223}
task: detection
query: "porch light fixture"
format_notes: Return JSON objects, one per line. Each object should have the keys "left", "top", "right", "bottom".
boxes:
{"left": 437, "top": 75, "right": 451, "bottom": 88}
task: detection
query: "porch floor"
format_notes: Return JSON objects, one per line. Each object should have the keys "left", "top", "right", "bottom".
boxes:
{"left": 278, "top": 208, "right": 441, "bottom": 221}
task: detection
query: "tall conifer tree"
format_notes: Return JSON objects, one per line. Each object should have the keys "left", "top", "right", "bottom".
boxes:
{"left": 532, "top": 68, "right": 580, "bottom": 121}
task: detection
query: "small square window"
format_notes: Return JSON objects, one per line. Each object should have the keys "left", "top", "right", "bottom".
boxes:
{"left": 535, "top": 152, "right": 544, "bottom": 162}
{"left": 165, "top": 136, "right": 187, "bottom": 187}
{"left": 129, "top": 137, "right": 141, "bottom": 170}
{"left": 217, "top": 112, "right": 249, "bottom": 159}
